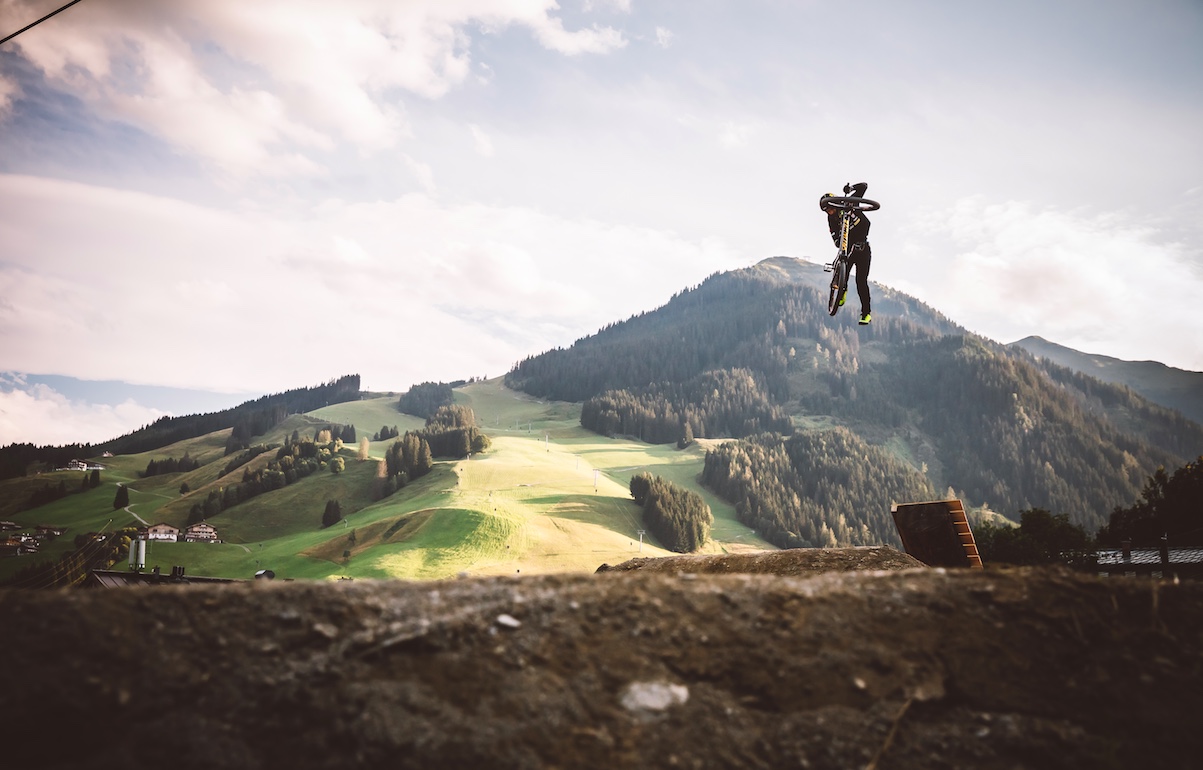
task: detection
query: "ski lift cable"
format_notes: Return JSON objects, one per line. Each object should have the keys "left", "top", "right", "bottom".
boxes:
{"left": 0, "top": 0, "right": 86, "bottom": 47}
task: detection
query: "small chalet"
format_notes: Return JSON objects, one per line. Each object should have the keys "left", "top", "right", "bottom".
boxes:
{"left": 183, "top": 521, "right": 219, "bottom": 543}
{"left": 146, "top": 523, "right": 180, "bottom": 542}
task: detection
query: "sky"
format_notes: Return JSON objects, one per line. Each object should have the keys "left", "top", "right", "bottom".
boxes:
{"left": 1, "top": 0, "right": 1201, "bottom": 446}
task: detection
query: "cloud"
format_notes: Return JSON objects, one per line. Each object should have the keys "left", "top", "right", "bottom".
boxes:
{"left": 468, "top": 123, "right": 494, "bottom": 157}
{"left": 654, "top": 27, "right": 675, "bottom": 49}
{"left": 525, "top": 18, "right": 626, "bottom": 55}
{"left": 0, "top": 173, "right": 744, "bottom": 400}
{"left": 0, "top": 377, "right": 167, "bottom": 446}
{"left": 1, "top": 0, "right": 626, "bottom": 177}
{"left": 0, "top": 70, "right": 17, "bottom": 118}
{"left": 584, "top": 0, "right": 633, "bottom": 12}
{"left": 890, "top": 197, "right": 1203, "bottom": 369}
{"left": 718, "top": 120, "right": 756, "bottom": 148}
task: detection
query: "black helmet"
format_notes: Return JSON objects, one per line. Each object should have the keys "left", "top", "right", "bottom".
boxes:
{"left": 818, "top": 192, "right": 836, "bottom": 211}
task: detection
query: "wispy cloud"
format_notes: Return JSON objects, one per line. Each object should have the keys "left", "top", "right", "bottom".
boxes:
{"left": 0, "top": 173, "right": 742, "bottom": 395}
{"left": 891, "top": 197, "right": 1203, "bottom": 367}
{"left": 1, "top": 0, "right": 626, "bottom": 178}
{"left": 0, "top": 376, "right": 167, "bottom": 446}
{"left": 469, "top": 123, "right": 494, "bottom": 157}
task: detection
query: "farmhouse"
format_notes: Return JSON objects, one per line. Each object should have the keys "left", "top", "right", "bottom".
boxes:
{"left": 146, "top": 523, "right": 179, "bottom": 542}
{"left": 183, "top": 521, "right": 219, "bottom": 543}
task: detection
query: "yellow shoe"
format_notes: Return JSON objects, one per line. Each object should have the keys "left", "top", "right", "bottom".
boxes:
{"left": 838, "top": 292, "right": 846, "bottom": 307}
{"left": 858, "top": 312, "right": 871, "bottom": 325}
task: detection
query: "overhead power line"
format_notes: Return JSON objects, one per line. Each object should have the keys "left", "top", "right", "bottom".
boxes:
{"left": 0, "top": 0, "right": 86, "bottom": 47}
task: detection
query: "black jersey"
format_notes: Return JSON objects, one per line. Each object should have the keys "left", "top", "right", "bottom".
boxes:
{"left": 827, "top": 208, "right": 870, "bottom": 247}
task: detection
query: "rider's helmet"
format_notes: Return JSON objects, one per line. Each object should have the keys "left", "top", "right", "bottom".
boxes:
{"left": 819, "top": 192, "right": 836, "bottom": 211}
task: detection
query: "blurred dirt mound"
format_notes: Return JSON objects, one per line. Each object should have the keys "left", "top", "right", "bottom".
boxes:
{"left": 4, "top": 566, "right": 1201, "bottom": 769}
{"left": 597, "top": 545, "right": 925, "bottom": 574}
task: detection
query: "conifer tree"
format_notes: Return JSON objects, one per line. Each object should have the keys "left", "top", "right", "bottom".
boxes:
{"left": 322, "top": 499, "right": 343, "bottom": 528}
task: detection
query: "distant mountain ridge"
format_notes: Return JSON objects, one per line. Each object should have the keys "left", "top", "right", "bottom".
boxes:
{"left": 1009, "top": 335, "right": 1203, "bottom": 424}
{"left": 506, "top": 256, "right": 1203, "bottom": 537}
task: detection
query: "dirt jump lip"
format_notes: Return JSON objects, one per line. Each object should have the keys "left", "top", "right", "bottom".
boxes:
{"left": 4, "top": 560, "right": 1201, "bottom": 769}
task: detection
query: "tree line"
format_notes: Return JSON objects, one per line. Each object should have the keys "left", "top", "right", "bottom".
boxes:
{"left": 143, "top": 454, "right": 201, "bottom": 478}
{"left": 1098, "top": 455, "right": 1203, "bottom": 546}
{"left": 420, "top": 405, "right": 491, "bottom": 458}
{"left": 398, "top": 381, "right": 455, "bottom": 419}
{"left": 581, "top": 368, "right": 792, "bottom": 444}
{"left": 222, "top": 445, "right": 275, "bottom": 477}
{"left": 183, "top": 434, "right": 344, "bottom": 524}
{"left": 25, "top": 469, "right": 101, "bottom": 510}
{"left": 383, "top": 432, "right": 434, "bottom": 497}
{"left": 630, "top": 473, "right": 712, "bottom": 553}
{"left": 972, "top": 451, "right": 1203, "bottom": 566}
{"left": 379, "top": 406, "right": 492, "bottom": 498}
{"left": 701, "top": 429, "right": 935, "bottom": 549}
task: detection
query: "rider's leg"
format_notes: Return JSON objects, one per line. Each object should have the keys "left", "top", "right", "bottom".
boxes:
{"left": 854, "top": 244, "right": 872, "bottom": 317}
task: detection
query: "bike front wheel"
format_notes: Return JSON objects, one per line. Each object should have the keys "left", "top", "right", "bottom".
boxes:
{"left": 822, "top": 196, "right": 880, "bottom": 212}
{"left": 827, "top": 257, "right": 850, "bottom": 316}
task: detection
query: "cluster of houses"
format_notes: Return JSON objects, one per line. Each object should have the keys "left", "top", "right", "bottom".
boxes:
{"left": 0, "top": 522, "right": 67, "bottom": 558}
{"left": 0, "top": 520, "right": 220, "bottom": 558}
{"left": 146, "top": 521, "right": 220, "bottom": 544}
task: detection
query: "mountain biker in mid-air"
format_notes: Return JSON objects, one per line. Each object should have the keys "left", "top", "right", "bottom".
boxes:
{"left": 820, "top": 182, "right": 873, "bottom": 325}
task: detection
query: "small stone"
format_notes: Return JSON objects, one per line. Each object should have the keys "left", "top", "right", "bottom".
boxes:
{"left": 312, "top": 622, "right": 339, "bottom": 639}
{"left": 620, "top": 681, "right": 690, "bottom": 713}
{"left": 496, "top": 613, "right": 522, "bottom": 629}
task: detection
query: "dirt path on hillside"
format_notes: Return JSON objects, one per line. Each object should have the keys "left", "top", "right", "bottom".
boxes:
{"left": 3, "top": 554, "right": 1201, "bottom": 769}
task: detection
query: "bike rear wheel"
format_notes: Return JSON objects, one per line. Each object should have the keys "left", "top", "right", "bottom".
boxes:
{"left": 828, "top": 256, "right": 850, "bottom": 316}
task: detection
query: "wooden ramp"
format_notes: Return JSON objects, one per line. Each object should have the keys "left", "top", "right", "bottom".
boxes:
{"left": 891, "top": 499, "right": 983, "bottom": 568}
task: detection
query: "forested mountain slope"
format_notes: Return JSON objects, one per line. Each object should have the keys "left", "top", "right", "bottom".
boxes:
{"left": 506, "top": 257, "right": 1203, "bottom": 536}
{"left": 1011, "top": 335, "right": 1203, "bottom": 425}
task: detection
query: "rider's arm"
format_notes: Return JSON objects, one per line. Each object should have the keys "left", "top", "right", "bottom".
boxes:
{"left": 843, "top": 182, "right": 868, "bottom": 198}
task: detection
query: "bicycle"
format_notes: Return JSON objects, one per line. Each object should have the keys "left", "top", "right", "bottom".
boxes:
{"left": 821, "top": 192, "right": 880, "bottom": 317}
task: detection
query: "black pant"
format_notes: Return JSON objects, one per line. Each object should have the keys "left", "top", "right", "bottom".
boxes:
{"left": 850, "top": 242, "right": 871, "bottom": 315}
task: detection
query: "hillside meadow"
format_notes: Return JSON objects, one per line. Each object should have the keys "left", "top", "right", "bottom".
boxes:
{"left": 1, "top": 381, "right": 772, "bottom": 582}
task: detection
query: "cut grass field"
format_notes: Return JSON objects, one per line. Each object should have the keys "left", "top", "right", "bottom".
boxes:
{"left": 308, "top": 396, "right": 425, "bottom": 441}
{"left": 2, "top": 379, "right": 773, "bottom": 583}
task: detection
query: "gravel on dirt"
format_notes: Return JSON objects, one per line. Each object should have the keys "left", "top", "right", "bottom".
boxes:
{"left": 3, "top": 551, "right": 1200, "bottom": 769}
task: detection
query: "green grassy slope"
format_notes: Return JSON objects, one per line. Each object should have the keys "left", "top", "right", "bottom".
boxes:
{"left": 2, "top": 379, "right": 771, "bottom": 583}
{"left": 308, "top": 395, "right": 426, "bottom": 438}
